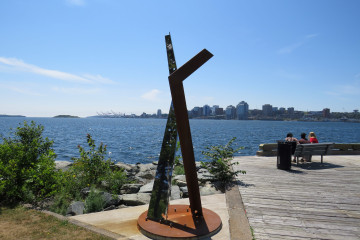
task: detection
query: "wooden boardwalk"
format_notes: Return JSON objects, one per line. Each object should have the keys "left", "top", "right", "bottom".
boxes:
{"left": 232, "top": 155, "right": 360, "bottom": 240}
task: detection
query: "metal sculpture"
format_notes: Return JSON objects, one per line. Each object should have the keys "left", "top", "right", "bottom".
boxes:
{"left": 147, "top": 34, "right": 179, "bottom": 221}
{"left": 138, "top": 34, "right": 221, "bottom": 239}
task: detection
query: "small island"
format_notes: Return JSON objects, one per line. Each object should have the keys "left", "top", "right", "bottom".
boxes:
{"left": 53, "top": 115, "right": 80, "bottom": 118}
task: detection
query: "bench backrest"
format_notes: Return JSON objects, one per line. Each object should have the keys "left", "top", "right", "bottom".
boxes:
{"left": 294, "top": 142, "right": 334, "bottom": 157}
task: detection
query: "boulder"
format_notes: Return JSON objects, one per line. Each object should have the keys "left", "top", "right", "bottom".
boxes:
{"left": 66, "top": 201, "right": 85, "bottom": 216}
{"left": 101, "top": 192, "right": 121, "bottom": 208}
{"left": 55, "top": 161, "right": 72, "bottom": 171}
{"left": 120, "top": 184, "right": 143, "bottom": 194}
{"left": 180, "top": 186, "right": 188, "bottom": 198}
{"left": 173, "top": 175, "right": 187, "bottom": 187}
{"left": 138, "top": 181, "right": 154, "bottom": 193}
{"left": 135, "top": 170, "right": 156, "bottom": 180}
{"left": 170, "top": 185, "right": 181, "bottom": 200}
{"left": 120, "top": 193, "right": 151, "bottom": 206}
{"left": 200, "top": 183, "right": 222, "bottom": 196}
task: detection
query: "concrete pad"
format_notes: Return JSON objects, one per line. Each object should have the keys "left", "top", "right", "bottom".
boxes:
{"left": 70, "top": 194, "right": 230, "bottom": 240}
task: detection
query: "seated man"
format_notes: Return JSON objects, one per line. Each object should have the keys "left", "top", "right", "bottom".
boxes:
{"left": 298, "top": 133, "right": 310, "bottom": 162}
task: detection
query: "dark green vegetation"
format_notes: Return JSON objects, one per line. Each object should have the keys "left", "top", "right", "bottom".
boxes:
{"left": 201, "top": 137, "right": 246, "bottom": 186}
{"left": 0, "top": 121, "right": 129, "bottom": 215}
{"left": 0, "top": 121, "right": 59, "bottom": 204}
{"left": 53, "top": 115, "right": 79, "bottom": 118}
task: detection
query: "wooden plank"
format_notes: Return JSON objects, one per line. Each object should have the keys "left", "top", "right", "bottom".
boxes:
{"left": 232, "top": 155, "right": 360, "bottom": 240}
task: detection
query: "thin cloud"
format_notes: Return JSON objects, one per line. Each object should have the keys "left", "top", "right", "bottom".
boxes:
{"left": 0, "top": 57, "right": 113, "bottom": 84}
{"left": 52, "top": 86, "right": 101, "bottom": 95}
{"left": 278, "top": 34, "right": 319, "bottom": 54}
{"left": 66, "top": 0, "right": 85, "bottom": 6}
{"left": 141, "top": 89, "right": 161, "bottom": 101}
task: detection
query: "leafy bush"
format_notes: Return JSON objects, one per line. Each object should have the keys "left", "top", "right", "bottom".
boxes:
{"left": 84, "top": 188, "right": 105, "bottom": 213}
{"left": 0, "top": 121, "right": 59, "bottom": 204}
{"left": 71, "top": 134, "right": 113, "bottom": 187}
{"left": 201, "top": 137, "right": 246, "bottom": 185}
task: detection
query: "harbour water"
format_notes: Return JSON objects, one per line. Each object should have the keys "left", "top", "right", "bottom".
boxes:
{"left": 0, "top": 117, "right": 359, "bottom": 164}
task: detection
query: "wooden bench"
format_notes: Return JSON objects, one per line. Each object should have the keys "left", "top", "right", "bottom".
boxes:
{"left": 294, "top": 142, "right": 334, "bottom": 164}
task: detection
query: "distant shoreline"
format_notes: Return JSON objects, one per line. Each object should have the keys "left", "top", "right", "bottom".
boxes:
{"left": 0, "top": 114, "right": 26, "bottom": 118}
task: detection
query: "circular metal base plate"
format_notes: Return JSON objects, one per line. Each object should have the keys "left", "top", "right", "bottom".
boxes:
{"left": 137, "top": 205, "right": 222, "bottom": 239}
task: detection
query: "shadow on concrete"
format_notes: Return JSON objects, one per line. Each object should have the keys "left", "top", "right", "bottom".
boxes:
{"left": 293, "top": 162, "right": 344, "bottom": 170}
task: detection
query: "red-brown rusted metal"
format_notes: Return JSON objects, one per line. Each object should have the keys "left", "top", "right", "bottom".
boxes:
{"left": 168, "top": 49, "right": 213, "bottom": 216}
{"left": 138, "top": 204, "right": 222, "bottom": 239}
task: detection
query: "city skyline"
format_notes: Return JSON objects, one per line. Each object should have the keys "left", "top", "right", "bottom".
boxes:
{"left": 1, "top": 1, "right": 360, "bottom": 117}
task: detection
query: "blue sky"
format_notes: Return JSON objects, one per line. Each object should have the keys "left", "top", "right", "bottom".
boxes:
{"left": 1, "top": 0, "right": 359, "bottom": 117}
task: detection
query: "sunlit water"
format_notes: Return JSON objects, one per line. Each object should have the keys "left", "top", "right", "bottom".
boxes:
{"left": 1, "top": 117, "right": 359, "bottom": 164}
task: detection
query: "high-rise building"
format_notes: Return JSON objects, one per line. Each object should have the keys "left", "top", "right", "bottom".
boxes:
{"left": 287, "top": 107, "right": 295, "bottom": 115}
{"left": 236, "top": 101, "right": 249, "bottom": 120}
{"left": 323, "top": 108, "right": 330, "bottom": 118}
{"left": 211, "top": 105, "right": 219, "bottom": 116}
{"left": 262, "top": 104, "right": 273, "bottom": 116}
{"left": 226, "top": 105, "right": 236, "bottom": 119}
{"left": 203, "top": 104, "right": 211, "bottom": 116}
{"left": 157, "top": 109, "right": 162, "bottom": 118}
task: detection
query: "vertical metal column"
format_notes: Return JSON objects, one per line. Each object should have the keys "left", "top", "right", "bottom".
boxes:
{"left": 168, "top": 49, "right": 213, "bottom": 216}
{"left": 147, "top": 34, "right": 179, "bottom": 221}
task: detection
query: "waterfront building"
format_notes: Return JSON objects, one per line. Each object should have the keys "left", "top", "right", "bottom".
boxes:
{"left": 323, "top": 108, "right": 330, "bottom": 118}
{"left": 215, "top": 107, "right": 224, "bottom": 115}
{"left": 279, "top": 107, "right": 286, "bottom": 114}
{"left": 157, "top": 109, "right": 162, "bottom": 118}
{"left": 203, "top": 104, "right": 211, "bottom": 116}
{"left": 211, "top": 105, "right": 219, "bottom": 116}
{"left": 190, "top": 106, "right": 202, "bottom": 118}
{"left": 236, "top": 101, "right": 249, "bottom": 120}
{"left": 226, "top": 105, "right": 236, "bottom": 119}
{"left": 287, "top": 107, "right": 295, "bottom": 115}
{"left": 262, "top": 104, "right": 273, "bottom": 116}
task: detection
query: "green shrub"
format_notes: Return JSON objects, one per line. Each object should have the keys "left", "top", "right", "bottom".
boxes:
{"left": 84, "top": 188, "right": 105, "bottom": 213}
{"left": 104, "top": 169, "right": 128, "bottom": 194}
{"left": 0, "top": 121, "right": 59, "bottom": 204}
{"left": 201, "top": 137, "right": 246, "bottom": 185}
{"left": 71, "top": 134, "right": 112, "bottom": 187}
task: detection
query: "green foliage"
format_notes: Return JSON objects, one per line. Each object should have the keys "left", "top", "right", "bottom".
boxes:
{"left": 50, "top": 134, "right": 129, "bottom": 215}
{"left": 71, "top": 134, "right": 113, "bottom": 187}
{"left": 173, "top": 141, "right": 185, "bottom": 175}
{"left": 104, "top": 169, "right": 128, "bottom": 194}
{"left": 0, "top": 121, "right": 59, "bottom": 204}
{"left": 84, "top": 188, "right": 105, "bottom": 213}
{"left": 201, "top": 137, "right": 246, "bottom": 185}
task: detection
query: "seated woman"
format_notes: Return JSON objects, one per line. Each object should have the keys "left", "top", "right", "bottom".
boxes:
{"left": 309, "top": 132, "right": 319, "bottom": 143}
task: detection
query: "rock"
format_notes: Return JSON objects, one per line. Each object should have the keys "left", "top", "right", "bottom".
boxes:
{"left": 80, "top": 187, "right": 91, "bottom": 198}
{"left": 120, "top": 184, "right": 143, "bottom": 194}
{"left": 173, "top": 175, "right": 187, "bottom": 187}
{"left": 55, "top": 161, "right": 72, "bottom": 171}
{"left": 103, "top": 205, "right": 116, "bottom": 211}
{"left": 197, "top": 172, "right": 213, "bottom": 182}
{"left": 120, "top": 193, "right": 151, "bottom": 206}
{"left": 180, "top": 186, "right": 188, "bottom": 198}
{"left": 138, "top": 180, "right": 154, "bottom": 193}
{"left": 200, "top": 183, "right": 222, "bottom": 196}
{"left": 135, "top": 170, "right": 156, "bottom": 180}
{"left": 115, "top": 162, "right": 135, "bottom": 173}
{"left": 101, "top": 192, "right": 121, "bottom": 208}
{"left": 66, "top": 201, "right": 85, "bottom": 216}
{"left": 170, "top": 185, "right": 181, "bottom": 200}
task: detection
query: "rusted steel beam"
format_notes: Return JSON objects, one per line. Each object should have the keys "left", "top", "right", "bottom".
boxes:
{"left": 168, "top": 49, "right": 213, "bottom": 216}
